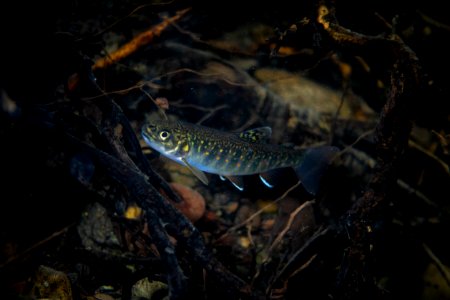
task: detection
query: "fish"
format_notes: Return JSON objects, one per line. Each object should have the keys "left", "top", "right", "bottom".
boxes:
{"left": 141, "top": 120, "right": 339, "bottom": 195}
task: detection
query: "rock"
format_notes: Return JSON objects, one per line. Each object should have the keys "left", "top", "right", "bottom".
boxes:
{"left": 169, "top": 182, "right": 206, "bottom": 222}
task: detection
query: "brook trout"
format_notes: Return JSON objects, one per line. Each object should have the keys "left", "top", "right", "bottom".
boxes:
{"left": 142, "top": 120, "right": 338, "bottom": 194}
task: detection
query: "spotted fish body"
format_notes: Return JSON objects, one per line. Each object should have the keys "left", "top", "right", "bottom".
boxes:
{"left": 142, "top": 120, "right": 337, "bottom": 194}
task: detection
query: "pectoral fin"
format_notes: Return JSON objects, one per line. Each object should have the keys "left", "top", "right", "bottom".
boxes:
{"left": 181, "top": 158, "right": 209, "bottom": 185}
{"left": 224, "top": 176, "right": 244, "bottom": 191}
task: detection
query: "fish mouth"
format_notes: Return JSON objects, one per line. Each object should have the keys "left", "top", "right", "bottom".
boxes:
{"left": 142, "top": 134, "right": 154, "bottom": 148}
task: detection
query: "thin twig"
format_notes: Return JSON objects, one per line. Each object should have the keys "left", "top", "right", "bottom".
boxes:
{"left": 83, "top": 66, "right": 254, "bottom": 101}
{"left": 408, "top": 139, "right": 449, "bottom": 175}
{"left": 396, "top": 179, "right": 437, "bottom": 208}
{"left": 329, "top": 79, "right": 350, "bottom": 145}
{"left": 0, "top": 224, "right": 74, "bottom": 269}
{"left": 140, "top": 87, "right": 168, "bottom": 120}
{"left": 93, "top": 8, "right": 191, "bottom": 70}
{"left": 91, "top": 1, "right": 177, "bottom": 38}
{"left": 150, "top": 67, "right": 255, "bottom": 87}
{"left": 423, "top": 243, "right": 450, "bottom": 287}
{"left": 267, "top": 227, "right": 329, "bottom": 294}
{"left": 431, "top": 130, "right": 450, "bottom": 154}
{"left": 268, "top": 200, "right": 314, "bottom": 253}
{"left": 215, "top": 181, "right": 301, "bottom": 244}
{"left": 417, "top": 10, "right": 450, "bottom": 32}
{"left": 196, "top": 105, "right": 229, "bottom": 125}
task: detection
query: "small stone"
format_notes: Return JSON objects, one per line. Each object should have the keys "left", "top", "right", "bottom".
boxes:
{"left": 170, "top": 182, "right": 206, "bottom": 222}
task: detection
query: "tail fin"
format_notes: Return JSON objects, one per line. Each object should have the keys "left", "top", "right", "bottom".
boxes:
{"left": 294, "top": 146, "right": 339, "bottom": 195}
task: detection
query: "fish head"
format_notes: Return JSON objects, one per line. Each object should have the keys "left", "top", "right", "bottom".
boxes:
{"left": 141, "top": 121, "right": 191, "bottom": 162}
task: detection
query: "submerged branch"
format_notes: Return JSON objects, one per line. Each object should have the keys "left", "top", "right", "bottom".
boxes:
{"left": 93, "top": 8, "right": 191, "bottom": 70}
{"left": 315, "top": 2, "right": 423, "bottom": 299}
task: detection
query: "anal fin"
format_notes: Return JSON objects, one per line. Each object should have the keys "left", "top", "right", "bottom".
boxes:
{"left": 259, "top": 173, "right": 275, "bottom": 188}
{"left": 259, "top": 168, "right": 286, "bottom": 188}
{"left": 225, "top": 176, "right": 244, "bottom": 191}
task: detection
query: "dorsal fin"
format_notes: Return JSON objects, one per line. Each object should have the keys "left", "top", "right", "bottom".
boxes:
{"left": 238, "top": 127, "right": 272, "bottom": 143}
{"left": 281, "top": 142, "right": 295, "bottom": 149}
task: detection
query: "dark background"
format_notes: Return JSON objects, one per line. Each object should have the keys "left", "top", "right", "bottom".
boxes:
{"left": 1, "top": 1, "right": 449, "bottom": 299}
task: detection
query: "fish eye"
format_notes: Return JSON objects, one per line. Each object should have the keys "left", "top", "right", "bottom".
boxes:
{"left": 159, "top": 130, "right": 170, "bottom": 140}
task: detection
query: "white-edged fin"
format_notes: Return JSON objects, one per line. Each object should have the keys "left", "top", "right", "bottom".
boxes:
{"left": 225, "top": 176, "right": 244, "bottom": 191}
{"left": 259, "top": 174, "right": 274, "bottom": 188}
{"left": 181, "top": 157, "right": 209, "bottom": 185}
{"left": 219, "top": 175, "right": 227, "bottom": 181}
{"left": 259, "top": 169, "right": 286, "bottom": 188}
